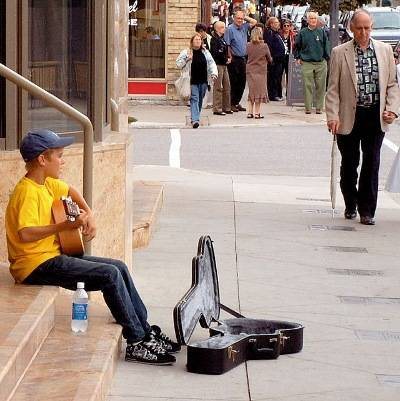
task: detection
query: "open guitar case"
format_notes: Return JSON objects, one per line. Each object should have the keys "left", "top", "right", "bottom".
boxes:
{"left": 173, "top": 235, "right": 304, "bottom": 375}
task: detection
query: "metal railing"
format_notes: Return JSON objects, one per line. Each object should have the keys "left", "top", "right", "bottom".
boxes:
{"left": 0, "top": 62, "right": 93, "bottom": 252}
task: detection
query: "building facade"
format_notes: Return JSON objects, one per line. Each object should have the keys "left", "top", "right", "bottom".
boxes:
{"left": 128, "top": 0, "right": 212, "bottom": 99}
{"left": 0, "top": 0, "right": 133, "bottom": 268}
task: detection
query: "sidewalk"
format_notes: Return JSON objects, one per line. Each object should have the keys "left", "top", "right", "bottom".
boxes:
{"left": 128, "top": 99, "right": 326, "bottom": 128}
{"left": 108, "top": 165, "right": 400, "bottom": 401}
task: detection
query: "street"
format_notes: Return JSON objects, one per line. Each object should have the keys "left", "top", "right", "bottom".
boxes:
{"left": 132, "top": 124, "right": 400, "bottom": 179}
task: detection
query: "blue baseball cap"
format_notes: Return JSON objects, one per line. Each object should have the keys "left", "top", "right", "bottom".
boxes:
{"left": 20, "top": 129, "right": 74, "bottom": 162}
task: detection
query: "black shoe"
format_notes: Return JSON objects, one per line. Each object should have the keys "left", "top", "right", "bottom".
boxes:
{"left": 150, "top": 325, "right": 181, "bottom": 354}
{"left": 270, "top": 97, "right": 283, "bottom": 101}
{"left": 192, "top": 121, "right": 199, "bottom": 129}
{"left": 235, "top": 104, "right": 246, "bottom": 111}
{"left": 125, "top": 335, "right": 176, "bottom": 365}
{"left": 344, "top": 209, "right": 357, "bottom": 220}
{"left": 213, "top": 111, "right": 226, "bottom": 115}
{"left": 360, "top": 216, "right": 375, "bottom": 225}
{"left": 231, "top": 105, "right": 239, "bottom": 112}
{"left": 223, "top": 110, "right": 233, "bottom": 114}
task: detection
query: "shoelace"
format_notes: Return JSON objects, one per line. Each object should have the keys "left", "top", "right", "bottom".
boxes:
{"left": 143, "top": 337, "right": 166, "bottom": 354}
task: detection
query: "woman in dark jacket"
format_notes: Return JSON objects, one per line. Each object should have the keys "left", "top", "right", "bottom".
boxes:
{"left": 263, "top": 17, "right": 286, "bottom": 101}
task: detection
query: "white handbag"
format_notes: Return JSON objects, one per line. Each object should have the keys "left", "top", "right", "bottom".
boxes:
{"left": 175, "top": 61, "right": 191, "bottom": 99}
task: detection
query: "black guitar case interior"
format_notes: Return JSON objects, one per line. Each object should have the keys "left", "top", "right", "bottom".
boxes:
{"left": 173, "top": 235, "right": 304, "bottom": 375}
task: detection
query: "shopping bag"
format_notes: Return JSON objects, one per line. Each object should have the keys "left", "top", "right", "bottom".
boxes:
{"left": 175, "top": 63, "right": 191, "bottom": 99}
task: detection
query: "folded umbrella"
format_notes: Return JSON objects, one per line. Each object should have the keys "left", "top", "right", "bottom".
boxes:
{"left": 330, "top": 134, "right": 338, "bottom": 219}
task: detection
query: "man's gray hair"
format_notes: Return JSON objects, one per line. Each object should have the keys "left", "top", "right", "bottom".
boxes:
{"left": 233, "top": 9, "right": 245, "bottom": 18}
{"left": 350, "top": 9, "right": 372, "bottom": 26}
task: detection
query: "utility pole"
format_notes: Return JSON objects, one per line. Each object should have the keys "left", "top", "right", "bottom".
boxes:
{"left": 329, "top": 0, "right": 340, "bottom": 48}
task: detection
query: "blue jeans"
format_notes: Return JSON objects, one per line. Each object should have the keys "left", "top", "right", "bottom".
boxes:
{"left": 24, "top": 255, "right": 150, "bottom": 342}
{"left": 190, "top": 83, "right": 208, "bottom": 123}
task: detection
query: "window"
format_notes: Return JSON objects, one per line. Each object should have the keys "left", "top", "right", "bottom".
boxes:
{"left": 28, "top": 0, "right": 90, "bottom": 133}
{"left": 128, "top": 0, "right": 166, "bottom": 79}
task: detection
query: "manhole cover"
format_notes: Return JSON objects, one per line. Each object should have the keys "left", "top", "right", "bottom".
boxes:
{"left": 376, "top": 375, "right": 400, "bottom": 387}
{"left": 310, "top": 225, "right": 355, "bottom": 231}
{"left": 355, "top": 330, "right": 400, "bottom": 342}
{"left": 324, "top": 246, "right": 367, "bottom": 253}
{"left": 339, "top": 296, "right": 400, "bottom": 304}
{"left": 297, "top": 197, "right": 330, "bottom": 202}
{"left": 327, "top": 268, "right": 383, "bottom": 276}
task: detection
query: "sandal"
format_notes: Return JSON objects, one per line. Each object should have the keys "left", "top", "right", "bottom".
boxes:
{"left": 247, "top": 113, "right": 254, "bottom": 118}
{"left": 254, "top": 114, "right": 264, "bottom": 119}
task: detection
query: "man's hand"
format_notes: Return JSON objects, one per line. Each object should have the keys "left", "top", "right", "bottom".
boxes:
{"left": 383, "top": 110, "right": 397, "bottom": 124}
{"left": 327, "top": 120, "right": 340, "bottom": 135}
{"left": 296, "top": 59, "right": 302, "bottom": 65}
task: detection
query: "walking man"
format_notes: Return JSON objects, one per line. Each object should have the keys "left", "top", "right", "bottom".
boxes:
{"left": 295, "top": 11, "right": 330, "bottom": 114}
{"left": 224, "top": 9, "right": 257, "bottom": 112}
{"left": 325, "top": 9, "right": 400, "bottom": 225}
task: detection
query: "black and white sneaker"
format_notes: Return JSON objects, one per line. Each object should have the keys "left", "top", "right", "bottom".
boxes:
{"left": 125, "top": 335, "right": 176, "bottom": 365}
{"left": 150, "top": 325, "right": 181, "bottom": 354}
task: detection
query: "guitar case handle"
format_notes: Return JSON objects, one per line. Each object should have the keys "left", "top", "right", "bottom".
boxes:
{"left": 248, "top": 337, "right": 281, "bottom": 359}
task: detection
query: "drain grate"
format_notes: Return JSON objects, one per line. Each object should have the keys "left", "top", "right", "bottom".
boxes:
{"left": 303, "top": 209, "right": 339, "bottom": 215}
{"left": 324, "top": 246, "right": 367, "bottom": 253}
{"left": 297, "top": 197, "right": 330, "bottom": 202}
{"left": 339, "top": 296, "right": 400, "bottom": 304}
{"left": 327, "top": 268, "right": 383, "bottom": 276}
{"left": 376, "top": 375, "right": 400, "bottom": 387}
{"left": 355, "top": 330, "right": 400, "bottom": 342}
{"left": 310, "top": 225, "right": 356, "bottom": 231}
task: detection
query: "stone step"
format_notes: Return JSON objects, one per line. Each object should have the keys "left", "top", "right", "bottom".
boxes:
{"left": 132, "top": 181, "right": 164, "bottom": 249}
{"left": 10, "top": 294, "right": 122, "bottom": 401}
{"left": 0, "top": 265, "right": 59, "bottom": 401}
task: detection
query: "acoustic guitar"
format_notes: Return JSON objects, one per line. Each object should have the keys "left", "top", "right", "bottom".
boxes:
{"left": 52, "top": 196, "right": 84, "bottom": 256}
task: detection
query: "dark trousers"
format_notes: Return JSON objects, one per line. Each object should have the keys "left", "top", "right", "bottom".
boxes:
{"left": 267, "top": 58, "right": 285, "bottom": 99}
{"left": 336, "top": 105, "right": 384, "bottom": 218}
{"left": 228, "top": 56, "right": 246, "bottom": 106}
{"left": 24, "top": 254, "right": 150, "bottom": 342}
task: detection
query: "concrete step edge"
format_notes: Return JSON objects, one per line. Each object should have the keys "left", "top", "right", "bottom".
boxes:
{"left": 0, "top": 281, "right": 59, "bottom": 401}
{"left": 9, "top": 298, "right": 122, "bottom": 401}
{"left": 132, "top": 181, "right": 164, "bottom": 249}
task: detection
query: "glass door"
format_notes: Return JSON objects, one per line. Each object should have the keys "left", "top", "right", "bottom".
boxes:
{"left": 26, "top": 0, "right": 91, "bottom": 133}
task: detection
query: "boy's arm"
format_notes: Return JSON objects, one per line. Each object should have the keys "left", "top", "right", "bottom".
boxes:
{"left": 18, "top": 218, "right": 83, "bottom": 243}
{"left": 68, "top": 186, "right": 97, "bottom": 241}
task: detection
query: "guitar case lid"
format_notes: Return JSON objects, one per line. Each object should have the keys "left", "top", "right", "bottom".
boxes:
{"left": 173, "top": 236, "right": 220, "bottom": 345}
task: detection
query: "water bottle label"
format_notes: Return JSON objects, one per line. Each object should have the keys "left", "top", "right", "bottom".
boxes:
{"left": 72, "top": 303, "right": 87, "bottom": 320}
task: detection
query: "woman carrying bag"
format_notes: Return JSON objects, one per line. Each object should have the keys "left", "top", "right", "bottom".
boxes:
{"left": 176, "top": 33, "right": 218, "bottom": 129}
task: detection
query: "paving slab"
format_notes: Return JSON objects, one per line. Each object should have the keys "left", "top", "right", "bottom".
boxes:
{"left": 108, "top": 166, "right": 400, "bottom": 401}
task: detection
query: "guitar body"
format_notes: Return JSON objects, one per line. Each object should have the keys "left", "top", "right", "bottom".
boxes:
{"left": 52, "top": 198, "right": 84, "bottom": 256}
{"left": 174, "top": 236, "right": 304, "bottom": 375}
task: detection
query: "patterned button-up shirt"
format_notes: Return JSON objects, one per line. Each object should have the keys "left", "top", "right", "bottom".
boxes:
{"left": 354, "top": 40, "right": 380, "bottom": 106}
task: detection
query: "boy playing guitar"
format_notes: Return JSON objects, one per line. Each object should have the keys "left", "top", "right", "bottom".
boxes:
{"left": 5, "top": 129, "right": 180, "bottom": 365}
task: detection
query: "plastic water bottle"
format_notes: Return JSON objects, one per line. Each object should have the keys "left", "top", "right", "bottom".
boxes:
{"left": 71, "top": 282, "right": 88, "bottom": 333}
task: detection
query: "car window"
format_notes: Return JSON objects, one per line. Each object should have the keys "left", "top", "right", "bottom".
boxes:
{"left": 371, "top": 12, "right": 400, "bottom": 29}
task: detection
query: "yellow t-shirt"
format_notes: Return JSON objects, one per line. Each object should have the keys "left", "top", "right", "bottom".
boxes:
{"left": 5, "top": 176, "right": 69, "bottom": 283}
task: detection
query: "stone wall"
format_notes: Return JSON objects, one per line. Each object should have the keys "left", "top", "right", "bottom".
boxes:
{"left": 0, "top": 139, "right": 132, "bottom": 270}
{"left": 167, "top": 0, "right": 200, "bottom": 99}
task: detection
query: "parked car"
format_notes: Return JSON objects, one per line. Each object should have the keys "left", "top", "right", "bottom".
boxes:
{"left": 339, "top": 7, "right": 400, "bottom": 50}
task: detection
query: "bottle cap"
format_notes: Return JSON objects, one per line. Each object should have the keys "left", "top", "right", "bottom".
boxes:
{"left": 77, "top": 282, "right": 85, "bottom": 289}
